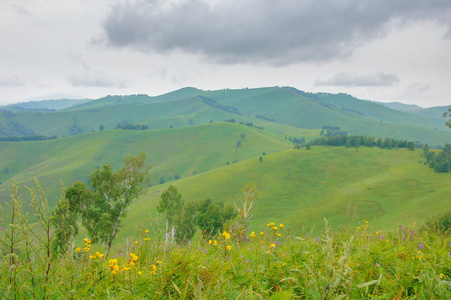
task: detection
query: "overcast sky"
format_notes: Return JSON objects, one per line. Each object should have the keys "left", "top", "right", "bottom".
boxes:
{"left": 1, "top": 0, "right": 451, "bottom": 107}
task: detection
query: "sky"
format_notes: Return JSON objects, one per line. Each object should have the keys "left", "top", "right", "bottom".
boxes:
{"left": 1, "top": 0, "right": 451, "bottom": 107}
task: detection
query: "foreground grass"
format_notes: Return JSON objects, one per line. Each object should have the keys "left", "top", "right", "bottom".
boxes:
{"left": 2, "top": 219, "right": 451, "bottom": 299}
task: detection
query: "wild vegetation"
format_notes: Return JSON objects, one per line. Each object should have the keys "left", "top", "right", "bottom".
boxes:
{"left": 1, "top": 179, "right": 451, "bottom": 299}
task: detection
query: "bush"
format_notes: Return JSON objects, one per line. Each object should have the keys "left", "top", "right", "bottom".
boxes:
{"left": 421, "top": 210, "right": 451, "bottom": 233}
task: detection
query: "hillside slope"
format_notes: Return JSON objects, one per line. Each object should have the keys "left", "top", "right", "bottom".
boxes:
{"left": 0, "top": 122, "right": 293, "bottom": 211}
{"left": 121, "top": 146, "right": 451, "bottom": 239}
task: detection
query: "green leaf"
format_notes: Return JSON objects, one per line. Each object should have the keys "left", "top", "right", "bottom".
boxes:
{"left": 356, "top": 279, "right": 380, "bottom": 288}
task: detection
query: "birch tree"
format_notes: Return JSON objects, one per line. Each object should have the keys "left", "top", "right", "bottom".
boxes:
{"left": 65, "top": 153, "right": 150, "bottom": 256}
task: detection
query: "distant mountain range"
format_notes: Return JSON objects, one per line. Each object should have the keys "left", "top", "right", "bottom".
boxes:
{"left": 0, "top": 86, "right": 449, "bottom": 146}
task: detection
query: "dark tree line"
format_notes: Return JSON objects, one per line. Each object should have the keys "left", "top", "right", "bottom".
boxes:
{"left": 0, "top": 135, "right": 57, "bottom": 142}
{"left": 311, "top": 135, "right": 417, "bottom": 151}
{"left": 199, "top": 96, "right": 244, "bottom": 116}
{"left": 255, "top": 114, "right": 275, "bottom": 122}
{"left": 0, "top": 111, "right": 35, "bottom": 136}
{"left": 223, "top": 119, "right": 264, "bottom": 130}
{"left": 422, "top": 143, "right": 451, "bottom": 173}
{"left": 114, "top": 123, "right": 149, "bottom": 130}
{"left": 320, "top": 126, "right": 348, "bottom": 138}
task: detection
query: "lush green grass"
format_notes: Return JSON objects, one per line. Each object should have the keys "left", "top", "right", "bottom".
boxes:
{"left": 2, "top": 206, "right": 451, "bottom": 298}
{"left": 0, "top": 122, "right": 294, "bottom": 212}
{"left": 120, "top": 146, "right": 451, "bottom": 240}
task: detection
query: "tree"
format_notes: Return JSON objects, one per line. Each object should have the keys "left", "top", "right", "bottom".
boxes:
{"left": 306, "top": 142, "right": 311, "bottom": 150}
{"left": 173, "top": 202, "right": 198, "bottom": 243}
{"left": 51, "top": 183, "right": 78, "bottom": 254}
{"left": 99, "top": 124, "right": 104, "bottom": 131}
{"left": 65, "top": 153, "right": 150, "bottom": 255}
{"left": 157, "top": 185, "right": 185, "bottom": 244}
{"left": 443, "top": 106, "right": 451, "bottom": 128}
{"left": 193, "top": 199, "right": 237, "bottom": 236}
{"left": 157, "top": 185, "right": 184, "bottom": 228}
{"left": 237, "top": 140, "right": 242, "bottom": 147}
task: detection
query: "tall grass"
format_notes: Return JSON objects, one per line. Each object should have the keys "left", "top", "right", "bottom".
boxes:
{"left": 1, "top": 187, "right": 450, "bottom": 299}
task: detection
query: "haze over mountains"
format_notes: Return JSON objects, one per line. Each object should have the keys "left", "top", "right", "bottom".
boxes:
{"left": 1, "top": 86, "right": 450, "bottom": 146}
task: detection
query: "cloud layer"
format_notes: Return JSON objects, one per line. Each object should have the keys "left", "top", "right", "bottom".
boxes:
{"left": 102, "top": 0, "right": 451, "bottom": 65}
{"left": 316, "top": 72, "right": 400, "bottom": 87}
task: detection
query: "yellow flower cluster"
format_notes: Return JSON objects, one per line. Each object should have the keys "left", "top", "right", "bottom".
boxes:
{"left": 109, "top": 259, "right": 119, "bottom": 275}
{"left": 222, "top": 231, "right": 231, "bottom": 240}
{"left": 83, "top": 238, "right": 91, "bottom": 252}
{"left": 208, "top": 239, "right": 218, "bottom": 246}
{"left": 129, "top": 253, "right": 138, "bottom": 266}
{"left": 89, "top": 251, "right": 104, "bottom": 260}
{"left": 356, "top": 220, "right": 369, "bottom": 236}
{"left": 249, "top": 231, "right": 257, "bottom": 238}
{"left": 150, "top": 264, "right": 157, "bottom": 275}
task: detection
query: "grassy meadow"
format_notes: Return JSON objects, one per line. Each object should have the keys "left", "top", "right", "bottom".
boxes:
{"left": 94, "top": 145, "right": 451, "bottom": 244}
{"left": 0, "top": 123, "right": 298, "bottom": 212}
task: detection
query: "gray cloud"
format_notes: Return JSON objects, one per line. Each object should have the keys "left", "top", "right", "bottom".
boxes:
{"left": 68, "top": 70, "right": 128, "bottom": 88}
{"left": 316, "top": 72, "right": 400, "bottom": 87}
{"left": 0, "top": 73, "right": 25, "bottom": 87}
{"left": 102, "top": 0, "right": 451, "bottom": 65}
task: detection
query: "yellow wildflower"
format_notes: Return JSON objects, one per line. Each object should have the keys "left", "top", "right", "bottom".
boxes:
{"left": 260, "top": 232, "right": 264, "bottom": 235}
{"left": 129, "top": 253, "right": 138, "bottom": 266}
{"left": 144, "top": 237, "right": 150, "bottom": 241}
{"left": 270, "top": 243, "right": 276, "bottom": 248}
{"left": 138, "top": 271, "right": 143, "bottom": 276}
{"left": 145, "top": 230, "right": 149, "bottom": 233}
{"left": 249, "top": 232, "right": 256, "bottom": 238}
{"left": 276, "top": 233, "right": 281, "bottom": 237}
{"left": 440, "top": 273, "right": 445, "bottom": 279}
{"left": 109, "top": 259, "right": 119, "bottom": 274}
{"left": 227, "top": 245, "right": 232, "bottom": 251}
{"left": 150, "top": 264, "right": 157, "bottom": 274}
{"left": 272, "top": 226, "right": 278, "bottom": 231}
{"left": 209, "top": 239, "right": 212, "bottom": 244}
{"left": 280, "top": 224, "right": 284, "bottom": 228}
{"left": 134, "top": 241, "right": 139, "bottom": 244}
{"left": 75, "top": 247, "right": 81, "bottom": 253}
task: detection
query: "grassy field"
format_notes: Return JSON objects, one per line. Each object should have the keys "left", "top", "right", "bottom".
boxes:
{"left": 117, "top": 146, "right": 451, "bottom": 240}
{"left": 0, "top": 122, "right": 296, "bottom": 212}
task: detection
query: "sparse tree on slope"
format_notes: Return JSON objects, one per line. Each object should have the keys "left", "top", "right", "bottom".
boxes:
{"left": 65, "top": 153, "right": 150, "bottom": 256}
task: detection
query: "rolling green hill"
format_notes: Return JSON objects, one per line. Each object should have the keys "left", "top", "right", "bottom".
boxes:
{"left": 118, "top": 146, "right": 451, "bottom": 240}
{"left": 0, "top": 86, "right": 449, "bottom": 145}
{"left": 0, "top": 122, "right": 295, "bottom": 212}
